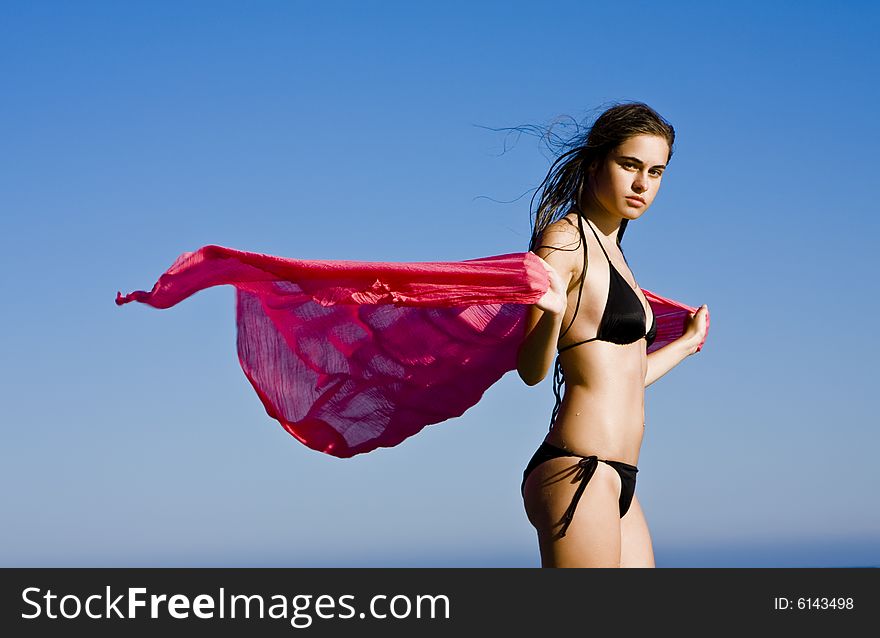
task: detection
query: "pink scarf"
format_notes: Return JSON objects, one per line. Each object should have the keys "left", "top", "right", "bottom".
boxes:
{"left": 116, "top": 245, "right": 708, "bottom": 457}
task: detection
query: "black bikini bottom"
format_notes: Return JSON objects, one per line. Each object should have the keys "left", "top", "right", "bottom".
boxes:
{"left": 521, "top": 441, "right": 639, "bottom": 539}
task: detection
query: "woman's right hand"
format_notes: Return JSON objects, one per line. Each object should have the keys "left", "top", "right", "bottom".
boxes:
{"left": 534, "top": 255, "right": 568, "bottom": 316}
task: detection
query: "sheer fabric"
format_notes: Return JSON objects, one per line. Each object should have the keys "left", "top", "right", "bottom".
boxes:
{"left": 116, "top": 245, "right": 708, "bottom": 457}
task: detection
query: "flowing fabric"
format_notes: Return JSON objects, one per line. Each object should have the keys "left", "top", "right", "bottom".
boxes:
{"left": 116, "top": 245, "right": 708, "bottom": 458}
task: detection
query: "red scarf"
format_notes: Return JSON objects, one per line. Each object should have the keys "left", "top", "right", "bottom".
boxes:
{"left": 117, "top": 245, "right": 707, "bottom": 457}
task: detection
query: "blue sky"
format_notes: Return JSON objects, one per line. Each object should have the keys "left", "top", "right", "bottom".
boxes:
{"left": 1, "top": 0, "right": 878, "bottom": 567}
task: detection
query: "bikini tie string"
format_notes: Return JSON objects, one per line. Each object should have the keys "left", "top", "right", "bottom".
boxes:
{"left": 556, "top": 455, "right": 600, "bottom": 539}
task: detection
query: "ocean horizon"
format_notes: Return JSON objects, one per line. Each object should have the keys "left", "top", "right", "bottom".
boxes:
{"left": 5, "top": 537, "right": 877, "bottom": 568}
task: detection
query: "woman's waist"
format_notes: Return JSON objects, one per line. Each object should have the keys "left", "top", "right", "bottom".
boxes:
{"left": 558, "top": 346, "right": 647, "bottom": 385}
{"left": 547, "top": 396, "right": 645, "bottom": 463}
{"left": 558, "top": 383, "right": 645, "bottom": 417}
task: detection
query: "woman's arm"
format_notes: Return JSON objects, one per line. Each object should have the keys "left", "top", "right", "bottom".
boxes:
{"left": 645, "top": 335, "right": 698, "bottom": 387}
{"left": 516, "top": 224, "right": 580, "bottom": 386}
{"left": 645, "top": 304, "right": 708, "bottom": 387}
{"left": 517, "top": 306, "right": 566, "bottom": 386}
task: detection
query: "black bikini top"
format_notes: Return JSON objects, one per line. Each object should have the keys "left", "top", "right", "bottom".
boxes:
{"left": 557, "top": 210, "right": 656, "bottom": 351}
{"left": 546, "top": 211, "right": 655, "bottom": 432}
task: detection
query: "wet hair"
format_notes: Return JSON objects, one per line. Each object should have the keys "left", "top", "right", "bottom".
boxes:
{"left": 492, "top": 101, "right": 675, "bottom": 252}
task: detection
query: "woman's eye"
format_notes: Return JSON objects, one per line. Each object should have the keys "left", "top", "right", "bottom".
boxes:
{"left": 622, "top": 162, "right": 662, "bottom": 175}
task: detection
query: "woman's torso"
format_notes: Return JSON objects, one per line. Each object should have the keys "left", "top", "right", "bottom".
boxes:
{"left": 543, "top": 211, "right": 653, "bottom": 466}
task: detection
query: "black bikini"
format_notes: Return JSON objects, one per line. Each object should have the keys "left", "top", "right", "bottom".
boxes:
{"left": 522, "top": 441, "right": 638, "bottom": 539}
{"left": 522, "top": 210, "right": 653, "bottom": 539}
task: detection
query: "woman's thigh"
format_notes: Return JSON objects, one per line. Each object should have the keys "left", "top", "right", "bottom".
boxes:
{"left": 619, "top": 494, "right": 655, "bottom": 568}
{"left": 523, "top": 458, "right": 624, "bottom": 568}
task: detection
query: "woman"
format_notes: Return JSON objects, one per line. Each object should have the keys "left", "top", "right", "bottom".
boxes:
{"left": 516, "top": 102, "right": 709, "bottom": 568}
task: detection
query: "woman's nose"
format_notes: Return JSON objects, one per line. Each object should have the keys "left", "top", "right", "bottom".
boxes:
{"left": 632, "top": 176, "right": 648, "bottom": 193}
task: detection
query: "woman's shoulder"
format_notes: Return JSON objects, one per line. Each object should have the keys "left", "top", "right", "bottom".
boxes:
{"left": 537, "top": 213, "right": 582, "bottom": 245}
{"left": 532, "top": 213, "right": 586, "bottom": 288}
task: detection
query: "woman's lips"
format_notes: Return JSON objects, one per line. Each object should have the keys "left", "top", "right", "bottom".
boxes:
{"left": 626, "top": 197, "right": 645, "bottom": 207}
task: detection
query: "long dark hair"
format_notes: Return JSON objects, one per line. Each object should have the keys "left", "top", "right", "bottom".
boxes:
{"left": 517, "top": 101, "right": 676, "bottom": 252}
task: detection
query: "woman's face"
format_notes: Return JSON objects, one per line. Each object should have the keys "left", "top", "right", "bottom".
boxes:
{"left": 589, "top": 134, "right": 669, "bottom": 219}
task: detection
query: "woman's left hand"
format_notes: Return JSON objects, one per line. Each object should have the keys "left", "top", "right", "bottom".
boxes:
{"left": 682, "top": 304, "right": 709, "bottom": 355}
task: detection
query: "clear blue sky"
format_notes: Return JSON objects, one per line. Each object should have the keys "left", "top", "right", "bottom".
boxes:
{"left": 2, "top": 0, "right": 878, "bottom": 567}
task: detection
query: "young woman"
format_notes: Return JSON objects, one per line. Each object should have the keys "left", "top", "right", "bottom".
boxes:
{"left": 517, "top": 102, "right": 709, "bottom": 568}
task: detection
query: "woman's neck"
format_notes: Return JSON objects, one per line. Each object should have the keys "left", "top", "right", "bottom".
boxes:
{"left": 574, "top": 196, "right": 621, "bottom": 240}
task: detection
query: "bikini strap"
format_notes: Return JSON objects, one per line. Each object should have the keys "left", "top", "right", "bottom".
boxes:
{"left": 550, "top": 209, "right": 590, "bottom": 432}
{"left": 556, "top": 210, "right": 588, "bottom": 343}
{"left": 581, "top": 213, "right": 612, "bottom": 263}
{"left": 579, "top": 207, "right": 640, "bottom": 288}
